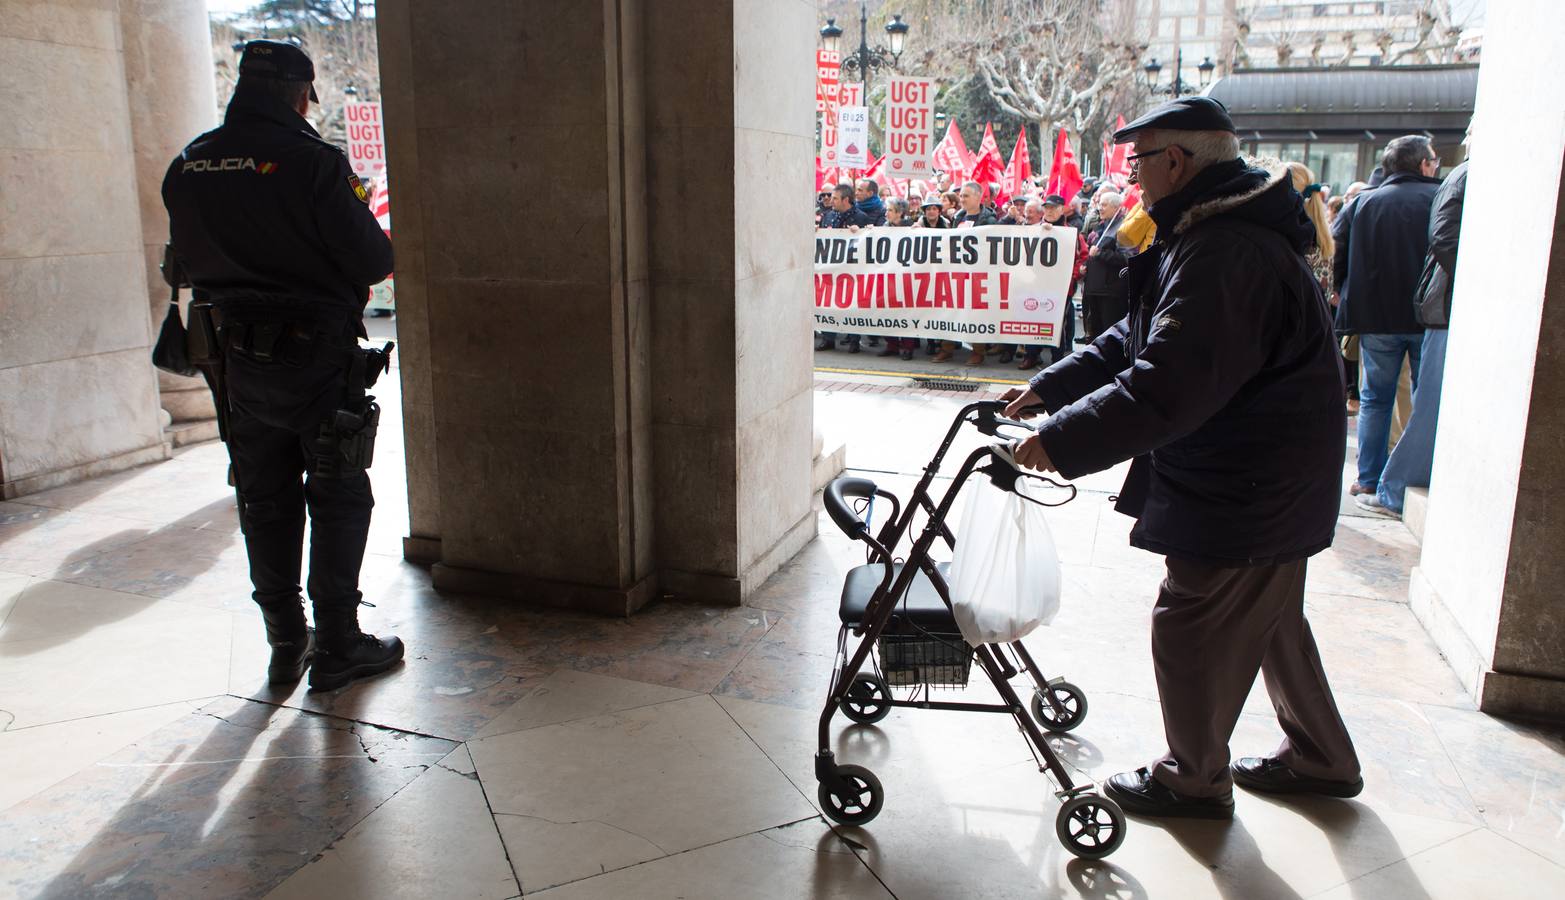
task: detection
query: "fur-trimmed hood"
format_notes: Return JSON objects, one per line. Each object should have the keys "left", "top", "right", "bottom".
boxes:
{"left": 1148, "top": 158, "right": 1317, "bottom": 255}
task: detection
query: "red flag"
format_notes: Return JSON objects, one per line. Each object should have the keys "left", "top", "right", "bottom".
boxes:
{"left": 1002, "top": 130, "right": 1033, "bottom": 203}
{"left": 1045, "top": 128, "right": 1083, "bottom": 202}
{"left": 931, "top": 121, "right": 974, "bottom": 180}
{"left": 862, "top": 153, "right": 884, "bottom": 183}
{"left": 816, "top": 158, "right": 840, "bottom": 192}
{"left": 1104, "top": 116, "right": 1132, "bottom": 189}
{"left": 969, "top": 123, "right": 1005, "bottom": 195}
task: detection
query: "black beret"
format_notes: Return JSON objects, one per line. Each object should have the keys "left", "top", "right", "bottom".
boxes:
{"left": 239, "top": 40, "right": 319, "bottom": 102}
{"left": 1113, "top": 96, "right": 1235, "bottom": 143}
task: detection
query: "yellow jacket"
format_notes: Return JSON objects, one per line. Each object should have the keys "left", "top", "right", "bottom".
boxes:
{"left": 1117, "top": 203, "right": 1156, "bottom": 253}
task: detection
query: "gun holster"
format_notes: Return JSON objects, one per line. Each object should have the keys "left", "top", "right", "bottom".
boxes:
{"left": 186, "top": 301, "right": 222, "bottom": 368}
{"left": 310, "top": 396, "right": 381, "bottom": 477}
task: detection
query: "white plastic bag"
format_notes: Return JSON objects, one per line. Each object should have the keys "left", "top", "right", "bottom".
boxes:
{"left": 947, "top": 455, "right": 1062, "bottom": 645}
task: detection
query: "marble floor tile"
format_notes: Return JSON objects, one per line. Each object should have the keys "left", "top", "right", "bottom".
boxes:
{"left": 1305, "top": 516, "right": 1422, "bottom": 600}
{"left": 265, "top": 746, "right": 519, "bottom": 900}
{"left": 469, "top": 695, "right": 814, "bottom": 893}
{"left": 0, "top": 503, "right": 162, "bottom": 578}
{"left": 529, "top": 820, "right": 892, "bottom": 900}
{"left": 230, "top": 621, "right": 549, "bottom": 742}
{"left": 15, "top": 448, "right": 233, "bottom": 528}
{"left": 714, "top": 612, "right": 839, "bottom": 710}
{"left": 473, "top": 668, "right": 696, "bottom": 740}
{"left": 0, "top": 700, "right": 201, "bottom": 813}
{"left": 1311, "top": 826, "right": 1564, "bottom": 899}
{"left": 1420, "top": 704, "right": 1565, "bottom": 843}
{"left": 0, "top": 579, "right": 234, "bottom": 728}
{"left": 1304, "top": 593, "right": 1473, "bottom": 708}
{"left": 0, "top": 570, "right": 30, "bottom": 630}
{"left": 0, "top": 696, "right": 456, "bottom": 900}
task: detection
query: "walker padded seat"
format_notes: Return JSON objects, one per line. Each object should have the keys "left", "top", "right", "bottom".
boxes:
{"left": 839, "top": 562, "right": 958, "bottom": 630}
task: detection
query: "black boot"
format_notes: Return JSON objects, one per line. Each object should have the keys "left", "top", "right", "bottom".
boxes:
{"left": 309, "top": 602, "right": 404, "bottom": 691}
{"left": 257, "top": 598, "right": 315, "bottom": 684}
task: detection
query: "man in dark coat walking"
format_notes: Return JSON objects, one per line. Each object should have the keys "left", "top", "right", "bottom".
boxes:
{"left": 1003, "top": 97, "right": 1362, "bottom": 820}
{"left": 1332, "top": 136, "right": 1444, "bottom": 497}
{"left": 1360, "top": 153, "right": 1470, "bottom": 517}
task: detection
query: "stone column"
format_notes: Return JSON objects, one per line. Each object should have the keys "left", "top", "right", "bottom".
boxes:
{"left": 1410, "top": 0, "right": 1565, "bottom": 720}
{"left": 0, "top": 0, "right": 169, "bottom": 498}
{"left": 378, "top": 0, "right": 816, "bottom": 612}
{"left": 118, "top": 0, "right": 220, "bottom": 447}
{"left": 644, "top": 0, "right": 818, "bottom": 602}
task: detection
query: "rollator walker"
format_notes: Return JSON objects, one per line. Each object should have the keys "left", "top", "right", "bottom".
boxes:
{"left": 814, "top": 399, "right": 1127, "bottom": 860}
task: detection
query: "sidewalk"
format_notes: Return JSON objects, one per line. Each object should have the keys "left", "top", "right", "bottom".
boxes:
{"left": 0, "top": 364, "right": 1561, "bottom": 898}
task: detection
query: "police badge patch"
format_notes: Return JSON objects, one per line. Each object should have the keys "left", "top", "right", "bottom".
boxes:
{"left": 348, "top": 173, "right": 368, "bottom": 202}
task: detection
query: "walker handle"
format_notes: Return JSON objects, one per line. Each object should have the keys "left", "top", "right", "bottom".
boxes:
{"left": 824, "top": 476, "right": 877, "bottom": 539}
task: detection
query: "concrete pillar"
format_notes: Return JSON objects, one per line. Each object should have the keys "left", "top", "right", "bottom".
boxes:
{"left": 1410, "top": 0, "right": 1565, "bottom": 720}
{"left": 119, "top": 0, "right": 220, "bottom": 446}
{"left": 377, "top": 0, "right": 815, "bottom": 612}
{"left": 0, "top": 0, "right": 168, "bottom": 498}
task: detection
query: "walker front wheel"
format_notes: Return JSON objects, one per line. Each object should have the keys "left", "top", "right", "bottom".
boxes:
{"left": 819, "top": 765, "right": 883, "bottom": 827}
{"left": 1032, "top": 681, "right": 1088, "bottom": 733}
{"left": 1056, "top": 793, "right": 1126, "bottom": 860}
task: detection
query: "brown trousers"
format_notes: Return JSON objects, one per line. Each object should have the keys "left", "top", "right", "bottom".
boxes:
{"left": 1150, "top": 557, "right": 1361, "bottom": 798}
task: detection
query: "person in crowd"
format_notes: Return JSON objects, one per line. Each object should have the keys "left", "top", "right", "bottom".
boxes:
{"left": 1358, "top": 140, "right": 1470, "bottom": 518}
{"left": 1023, "top": 198, "right": 1045, "bottom": 225}
{"left": 998, "top": 195, "right": 1028, "bottom": 225}
{"left": 1066, "top": 195, "right": 1089, "bottom": 230}
{"left": 1079, "top": 190, "right": 1130, "bottom": 342}
{"left": 1042, "top": 194, "right": 1087, "bottom": 362}
{"left": 884, "top": 197, "right": 911, "bottom": 227}
{"left": 1288, "top": 163, "right": 1334, "bottom": 297}
{"left": 941, "top": 190, "right": 961, "bottom": 218}
{"left": 815, "top": 189, "right": 832, "bottom": 226}
{"left": 879, "top": 183, "right": 895, "bottom": 202}
{"left": 942, "top": 180, "right": 1000, "bottom": 365}
{"left": 855, "top": 178, "right": 887, "bottom": 226}
{"left": 1002, "top": 96, "right": 1361, "bottom": 821}
{"left": 915, "top": 192, "right": 950, "bottom": 229}
{"left": 1332, "top": 135, "right": 1443, "bottom": 499}
{"left": 1326, "top": 195, "right": 1345, "bottom": 222}
{"left": 816, "top": 183, "right": 870, "bottom": 353}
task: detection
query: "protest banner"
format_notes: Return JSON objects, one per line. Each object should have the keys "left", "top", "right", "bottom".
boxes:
{"left": 839, "top": 82, "right": 862, "bottom": 107}
{"left": 838, "top": 105, "right": 869, "bottom": 169}
{"left": 813, "top": 225, "right": 1075, "bottom": 346}
{"left": 345, "top": 101, "right": 385, "bottom": 176}
{"left": 883, "top": 75, "right": 936, "bottom": 179}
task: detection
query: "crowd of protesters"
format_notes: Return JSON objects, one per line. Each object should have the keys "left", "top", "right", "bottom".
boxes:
{"left": 814, "top": 171, "right": 1127, "bottom": 368}
{"left": 813, "top": 129, "right": 1468, "bottom": 526}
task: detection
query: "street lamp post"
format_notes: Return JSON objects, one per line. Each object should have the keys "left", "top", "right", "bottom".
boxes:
{"left": 1142, "top": 50, "right": 1216, "bottom": 97}
{"left": 820, "top": 2, "right": 908, "bottom": 86}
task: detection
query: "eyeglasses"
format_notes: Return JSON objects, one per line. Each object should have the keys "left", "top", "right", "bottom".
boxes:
{"left": 1126, "top": 145, "right": 1194, "bottom": 163}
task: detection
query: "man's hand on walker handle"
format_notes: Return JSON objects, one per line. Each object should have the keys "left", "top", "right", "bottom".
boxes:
{"left": 1014, "top": 435, "right": 1056, "bottom": 473}
{"left": 1001, "top": 386, "right": 1044, "bottom": 420}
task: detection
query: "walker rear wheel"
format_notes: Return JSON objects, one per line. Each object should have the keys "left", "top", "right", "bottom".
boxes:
{"left": 842, "top": 674, "right": 892, "bottom": 724}
{"left": 819, "top": 764, "right": 883, "bottom": 827}
{"left": 1032, "top": 681, "right": 1088, "bottom": 733}
{"left": 1056, "top": 793, "right": 1126, "bottom": 860}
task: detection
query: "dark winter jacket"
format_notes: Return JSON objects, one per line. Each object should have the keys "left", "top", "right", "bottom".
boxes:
{"left": 1082, "top": 212, "right": 1130, "bottom": 296}
{"left": 1029, "top": 159, "right": 1345, "bottom": 567}
{"left": 1415, "top": 161, "right": 1468, "bottom": 328}
{"left": 1331, "top": 171, "right": 1443, "bottom": 335}
{"left": 954, "top": 208, "right": 997, "bottom": 227}
{"left": 820, "top": 205, "right": 870, "bottom": 229}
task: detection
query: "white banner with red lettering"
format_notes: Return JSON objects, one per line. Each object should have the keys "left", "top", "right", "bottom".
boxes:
{"left": 883, "top": 75, "right": 936, "bottom": 180}
{"left": 345, "top": 101, "right": 385, "bottom": 176}
{"left": 814, "top": 225, "right": 1076, "bottom": 346}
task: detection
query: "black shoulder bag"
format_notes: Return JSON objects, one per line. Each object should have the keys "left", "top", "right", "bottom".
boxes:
{"left": 152, "top": 243, "right": 199, "bottom": 378}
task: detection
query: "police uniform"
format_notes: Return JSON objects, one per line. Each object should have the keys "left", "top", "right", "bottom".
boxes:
{"left": 162, "top": 41, "right": 403, "bottom": 691}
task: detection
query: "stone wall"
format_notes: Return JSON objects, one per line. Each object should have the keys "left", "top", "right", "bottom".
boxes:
{"left": 0, "top": 0, "right": 169, "bottom": 498}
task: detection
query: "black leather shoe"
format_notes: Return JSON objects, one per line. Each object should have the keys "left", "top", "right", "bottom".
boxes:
{"left": 814, "top": 337, "right": 833, "bottom": 351}
{"left": 268, "top": 628, "right": 315, "bottom": 684}
{"left": 309, "top": 633, "right": 405, "bottom": 691}
{"left": 1104, "top": 768, "right": 1234, "bottom": 820}
{"left": 846, "top": 341, "right": 862, "bottom": 354}
{"left": 1232, "top": 757, "right": 1364, "bottom": 798}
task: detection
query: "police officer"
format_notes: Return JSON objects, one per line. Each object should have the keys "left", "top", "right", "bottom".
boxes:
{"left": 162, "top": 40, "right": 403, "bottom": 691}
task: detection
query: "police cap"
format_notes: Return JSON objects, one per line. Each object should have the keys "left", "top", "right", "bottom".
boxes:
{"left": 1112, "top": 96, "right": 1235, "bottom": 143}
{"left": 238, "top": 40, "right": 320, "bottom": 102}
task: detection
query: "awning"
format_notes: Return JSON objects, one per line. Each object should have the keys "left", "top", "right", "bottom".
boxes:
{"left": 1206, "top": 65, "right": 1479, "bottom": 136}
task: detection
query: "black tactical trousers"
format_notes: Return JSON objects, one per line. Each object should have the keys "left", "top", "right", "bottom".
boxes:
{"left": 224, "top": 340, "right": 374, "bottom": 619}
